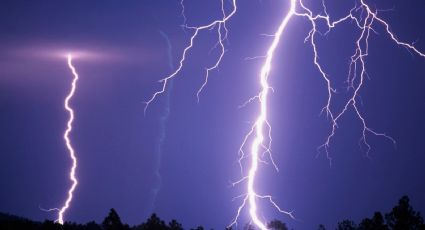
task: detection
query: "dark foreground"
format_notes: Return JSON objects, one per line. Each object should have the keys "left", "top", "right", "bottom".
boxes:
{"left": 1, "top": 196, "right": 424, "bottom": 230}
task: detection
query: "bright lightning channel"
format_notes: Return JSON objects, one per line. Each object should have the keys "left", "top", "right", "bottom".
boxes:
{"left": 231, "top": 1, "right": 297, "bottom": 229}
{"left": 146, "top": 1, "right": 425, "bottom": 230}
{"left": 57, "top": 54, "right": 80, "bottom": 225}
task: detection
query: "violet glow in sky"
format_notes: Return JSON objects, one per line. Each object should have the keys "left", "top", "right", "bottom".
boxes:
{"left": 0, "top": 1, "right": 425, "bottom": 230}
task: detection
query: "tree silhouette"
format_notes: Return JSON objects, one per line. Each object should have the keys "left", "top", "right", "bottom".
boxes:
{"left": 142, "top": 213, "right": 168, "bottom": 230}
{"left": 84, "top": 221, "right": 102, "bottom": 230}
{"left": 41, "top": 220, "right": 61, "bottom": 230}
{"left": 336, "top": 220, "right": 357, "bottom": 230}
{"left": 358, "top": 212, "right": 388, "bottom": 230}
{"left": 385, "top": 196, "right": 425, "bottom": 230}
{"left": 169, "top": 219, "right": 184, "bottom": 230}
{"left": 267, "top": 219, "right": 289, "bottom": 230}
{"left": 102, "top": 208, "right": 127, "bottom": 230}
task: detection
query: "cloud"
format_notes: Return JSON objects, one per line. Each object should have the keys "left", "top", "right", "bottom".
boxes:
{"left": 5, "top": 43, "right": 124, "bottom": 63}
{"left": 0, "top": 37, "right": 166, "bottom": 64}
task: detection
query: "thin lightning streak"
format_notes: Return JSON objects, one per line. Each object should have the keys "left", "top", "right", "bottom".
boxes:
{"left": 180, "top": 0, "right": 187, "bottom": 26}
{"left": 197, "top": 22, "right": 225, "bottom": 102}
{"left": 57, "top": 54, "right": 79, "bottom": 225}
{"left": 146, "top": 0, "right": 425, "bottom": 229}
{"left": 150, "top": 31, "right": 175, "bottom": 209}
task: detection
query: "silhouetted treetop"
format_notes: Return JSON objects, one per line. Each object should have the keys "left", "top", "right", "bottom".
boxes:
{"left": 169, "top": 219, "right": 184, "bottom": 230}
{"left": 267, "top": 219, "right": 289, "bottom": 230}
{"left": 385, "top": 196, "right": 424, "bottom": 230}
{"left": 102, "top": 208, "right": 128, "bottom": 230}
{"left": 358, "top": 212, "right": 388, "bottom": 230}
{"left": 336, "top": 219, "right": 357, "bottom": 230}
{"left": 142, "top": 213, "right": 168, "bottom": 230}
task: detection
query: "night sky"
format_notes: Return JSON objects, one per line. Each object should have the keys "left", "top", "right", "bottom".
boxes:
{"left": 1, "top": 0, "right": 425, "bottom": 229}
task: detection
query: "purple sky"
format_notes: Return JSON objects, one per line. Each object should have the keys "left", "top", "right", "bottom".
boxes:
{"left": 1, "top": 0, "right": 425, "bottom": 229}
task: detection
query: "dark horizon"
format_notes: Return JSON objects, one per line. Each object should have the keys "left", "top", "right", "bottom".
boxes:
{"left": 1, "top": 195, "right": 424, "bottom": 229}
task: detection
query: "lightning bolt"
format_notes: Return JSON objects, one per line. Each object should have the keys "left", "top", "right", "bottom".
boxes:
{"left": 230, "top": 1, "right": 297, "bottom": 229}
{"left": 291, "top": 0, "right": 425, "bottom": 163}
{"left": 56, "top": 54, "right": 79, "bottom": 225}
{"left": 146, "top": 0, "right": 424, "bottom": 229}
{"left": 144, "top": 0, "right": 236, "bottom": 112}
{"left": 150, "top": 31, "right": 175, "bottom": 210}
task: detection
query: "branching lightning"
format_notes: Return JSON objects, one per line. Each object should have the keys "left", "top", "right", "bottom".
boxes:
{"left": 144, "top": 0, "right": 236, "bottom": 112}
{"left": 146, "top": 0, "right": 424, "bottom": 229}
{"left": 294, "top": 0, "right": 425, "bottom": 163}
{"left": 56, "top": 54, "right": 80, "bottom": 225}
{"left": 230, "top": 1, "right": 297, "bottom": 229}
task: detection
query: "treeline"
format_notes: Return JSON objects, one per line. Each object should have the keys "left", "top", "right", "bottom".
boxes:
{"left": 0, "top": 196, "right": 424, "bottom": 230}
{"left": 331, "top": 196, "right": 425, "bottom": 230}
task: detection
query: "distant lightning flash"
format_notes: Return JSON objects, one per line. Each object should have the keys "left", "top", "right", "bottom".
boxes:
{"left": 146, "top": 0, "right": 424, "bottom": 229}
{"left": 150, "top": 31, "right": 175, "bottom": 209}
{"left": 56, "top": 54, "right": 79, "bottom": 225}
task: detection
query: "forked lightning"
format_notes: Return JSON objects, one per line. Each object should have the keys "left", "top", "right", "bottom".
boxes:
{"left": 146, "top": 1, "right": 425, "bottom": 229}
